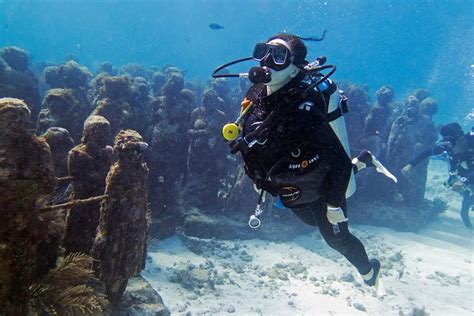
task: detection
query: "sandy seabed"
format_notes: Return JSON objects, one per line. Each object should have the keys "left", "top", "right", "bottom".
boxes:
{"left": 143, "top": 160, "right": 474, "bottom": 316}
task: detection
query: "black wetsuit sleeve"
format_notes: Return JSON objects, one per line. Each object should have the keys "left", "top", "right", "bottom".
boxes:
{"left": 409, "top": 141, "right": 450, "bottom": 166}
{"left": 408, "top": 148, "right": 436, "bottom": 166}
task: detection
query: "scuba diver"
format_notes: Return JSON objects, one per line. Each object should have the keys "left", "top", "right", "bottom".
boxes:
{"left": 402, "top": 123, "right": 474, "bottom": 229}
{"left": 213, "top": 33, "right": 397, "bottom": 287}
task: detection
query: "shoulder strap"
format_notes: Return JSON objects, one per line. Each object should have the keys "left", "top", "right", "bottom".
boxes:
{"left": 327, "top": 97, "right": 349, "bottom": 122}
{"left": 303, "top": 80, "right": 349, "bottom": 122}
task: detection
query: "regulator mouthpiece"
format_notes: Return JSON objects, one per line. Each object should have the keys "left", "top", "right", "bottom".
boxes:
{"left": 248, "top": 66, "right": 271, "bottom": 84}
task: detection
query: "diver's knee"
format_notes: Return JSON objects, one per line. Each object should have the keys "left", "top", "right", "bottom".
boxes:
{"left": 322, "top": 227, "right": 351, "bottom": 250}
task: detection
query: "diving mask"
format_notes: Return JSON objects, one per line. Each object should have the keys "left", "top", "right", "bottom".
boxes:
{"left": 252, "top": 43, "right": 293, "bottom": 66}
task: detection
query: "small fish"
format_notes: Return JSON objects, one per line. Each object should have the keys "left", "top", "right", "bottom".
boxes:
{"left": 209, "top": 23, "right": 224, "bottom": 30}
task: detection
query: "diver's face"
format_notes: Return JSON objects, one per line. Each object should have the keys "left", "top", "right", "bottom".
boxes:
{"left": 261, "top": 39, "right": 300, "bottom": 88}
{"left": 438, "top": 138, "right": 454, "bottom": 151}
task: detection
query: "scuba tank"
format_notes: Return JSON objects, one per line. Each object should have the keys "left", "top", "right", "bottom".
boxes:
{"left": 328, "top": 91, "right": 356, "bottom": 198}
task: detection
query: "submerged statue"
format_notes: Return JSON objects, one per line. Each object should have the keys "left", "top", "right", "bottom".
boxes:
{"left": 0, "top": 98, "right": 56, "bottom": 314}
{"left": 63, "top": 115, "right": 113, "bottom": 255}
{"left": 184, "top": 89, "right": 227, "bottom": 212}
{"left": 92, "top": 129, "right": 149, "bottom": 306}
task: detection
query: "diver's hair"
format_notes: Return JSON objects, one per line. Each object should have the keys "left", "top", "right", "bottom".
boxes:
{"left": 297, "top": 30, "right": 327, "bottom": 42}
{"left": 267, "top": 33, "right": 308, "bottom": 66}
{"left": 440, "top": 123, "right": 464, "bottom": 138}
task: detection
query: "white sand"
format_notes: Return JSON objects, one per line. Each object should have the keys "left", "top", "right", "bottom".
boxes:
{"left": 143, "top": 160, "right": 474, "bottom": 315}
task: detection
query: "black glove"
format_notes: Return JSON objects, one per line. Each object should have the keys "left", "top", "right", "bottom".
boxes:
{"left": 245, "top": 122, "right": 269, "bottom": 144}
{"left": 228, "top": 134, "right": 267, "bottom": 155}
{"left": 228, "top": 139, "right": 239, "bottom": 154}
{"left": 228, "top": 138, "right": 250, "bottom": 155}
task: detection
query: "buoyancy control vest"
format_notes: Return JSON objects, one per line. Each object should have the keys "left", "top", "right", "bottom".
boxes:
{"left": 238, "top": 74, "right": 355, "bottom": 206}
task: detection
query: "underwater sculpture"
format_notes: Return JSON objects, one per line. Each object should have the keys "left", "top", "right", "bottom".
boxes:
{"left": 180, "top": 88, "right": 196, "bottom": 108}
{"left": 386, "top": 94, "right": 437, "bottom": 205}
{"left": 163, "top": 65, "right": 183, "bottom": 79}
{"left": 120, "top": 63, "right": 154, "bottom": 80}
{"left": 351, "top": 88, "right": 439, "bottom": 208}
{"left": 342, "top": 87, "right": 445, "bottom": 231}
{"left": 91, "top": 72, "right": 154, "bottom": 138}
{"left": 147, "top": 71, "right": 193, "bottom": 237}
{"left": 92, "top": 129, "right": 149, "bottom": 306}
{"left": 183, "top": 89, "right": 227, "bottom": 211}
{"left": 0, "top": 46, "right": 29, "bottom": 72}
{"left": 357, "top": 85, "right": 396, "bottom": 159}
{"left": 340, "top": 83, "right": 371, "bottom": 152}
{"left": 151, "top": 71, "right": 166, "bottom": 97}
{"left": 41, "top": 127, "right": 75, "bottom": 178}
{"left": 43, "top": 60, "right": 92, "bottom": 124}
{"left": 0, "top": 97, "right": 111, "bottom": 315}
{"left": 0, "top": 47, "right": 41, "bottom": 123}
{"left": 352, "top": 85, "right": 397, "bottom": 201}
{"left": 97, "top": 61, "right": 117, "bottom": 76}
{"left": 419, "top": 97, "right": 438, "bottom": 119}
{"left": 129, "top": 76, "right": 153, "bottom": 136}
{"left": 36, "top": 88, "right": 90, "bottom": 143}
{"left": 41, "top": 127, "right": 75, "bottom": 205}
{"left": 63, "top": 115, "right": 113, "bottom": 255}
{"left": 353, "top": 91, "right": 438, "bottom": 206}
{"left": 211, "top": 77, "right": 235, "bottom": 117}
{"left": 364, "top": 86, "right": 395, "bottom": 143}
{"left": 91, "top": 75, "right": 134, "bottom": 136}
{"left": 412, "top": 88, "right": 430, "bottom": 103}
{"left": 0, "top": 97, "right": 56, "bottom": 313}
{"left": 44, "top": 60, "right": 91, "bottom": 90}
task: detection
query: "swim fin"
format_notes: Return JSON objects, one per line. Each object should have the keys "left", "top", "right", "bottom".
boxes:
{"left": 353, "top": 150, "right": 398, "bottom": 183}
{"left": 361, "top": 258, "right": 386, "bottom": 296}
{"left": 363, "top": 258, "right": 381, "bottom": 287}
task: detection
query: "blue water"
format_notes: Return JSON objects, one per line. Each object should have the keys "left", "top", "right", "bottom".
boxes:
{"left": 1, "top": 0, "right": 472, "bottom": 122}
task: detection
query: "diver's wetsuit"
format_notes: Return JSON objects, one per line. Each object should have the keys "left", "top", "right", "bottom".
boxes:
{"left": 235, "top": 73, "right": 371, "bottom": 274}
{"left": 408, "top": 142, "right": 450, "bottom": 167}
{"left": 450, "top": 134, "right": 474, "bottom": 228}
{"left": 409, "top": 133, "right": 474, "bottom": 228}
